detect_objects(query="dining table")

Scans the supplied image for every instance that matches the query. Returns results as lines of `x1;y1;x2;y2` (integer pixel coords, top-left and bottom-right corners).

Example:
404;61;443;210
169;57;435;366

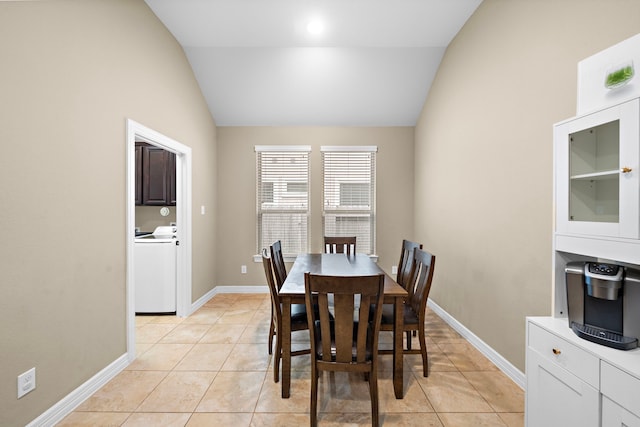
279;253;408;399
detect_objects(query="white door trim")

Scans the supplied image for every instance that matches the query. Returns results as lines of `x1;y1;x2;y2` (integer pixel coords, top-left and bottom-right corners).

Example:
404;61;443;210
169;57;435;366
125;119;193;361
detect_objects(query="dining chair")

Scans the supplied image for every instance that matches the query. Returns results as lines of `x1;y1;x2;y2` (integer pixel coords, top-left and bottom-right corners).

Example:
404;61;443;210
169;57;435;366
270;240;287;288
262;248;310;382
304;272;385;427
323;236;356;255
379;248;435;377
397;239;423;290
397;239;423;338
268;240;287;354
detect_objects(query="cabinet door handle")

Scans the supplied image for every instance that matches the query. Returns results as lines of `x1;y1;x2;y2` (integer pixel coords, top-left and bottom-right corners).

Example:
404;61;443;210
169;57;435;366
552;348;561;355
621;167;633;173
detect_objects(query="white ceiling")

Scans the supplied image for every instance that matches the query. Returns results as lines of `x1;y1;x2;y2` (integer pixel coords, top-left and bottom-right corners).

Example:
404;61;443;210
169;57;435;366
145;0;482;126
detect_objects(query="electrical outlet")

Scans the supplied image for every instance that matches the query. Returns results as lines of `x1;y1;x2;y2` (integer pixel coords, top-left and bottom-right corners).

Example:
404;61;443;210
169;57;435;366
391;265;398;275
241;265;247;274
17;367;36;398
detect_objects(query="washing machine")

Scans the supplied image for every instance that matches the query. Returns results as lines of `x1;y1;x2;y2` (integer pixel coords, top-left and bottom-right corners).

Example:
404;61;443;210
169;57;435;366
134;226;177;314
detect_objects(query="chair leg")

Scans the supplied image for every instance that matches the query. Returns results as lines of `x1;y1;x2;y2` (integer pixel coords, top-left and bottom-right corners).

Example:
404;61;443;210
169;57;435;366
418;324;428;377
369;367;379;427
310;365;319;427
406;331;412;350
268;318;275;355
274;329;281;383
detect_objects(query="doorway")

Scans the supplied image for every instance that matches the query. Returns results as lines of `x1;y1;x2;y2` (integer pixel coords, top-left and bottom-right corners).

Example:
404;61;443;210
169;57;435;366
125;119;193;361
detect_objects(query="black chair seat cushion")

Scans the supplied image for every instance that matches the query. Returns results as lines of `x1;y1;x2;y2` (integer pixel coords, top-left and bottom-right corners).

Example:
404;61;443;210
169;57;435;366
380;303;419;326
290;303;309;324
313;320;374;361
288;303;330;325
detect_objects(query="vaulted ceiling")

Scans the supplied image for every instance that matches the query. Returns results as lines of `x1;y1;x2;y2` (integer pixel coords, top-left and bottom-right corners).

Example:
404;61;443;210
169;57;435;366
145;0;482;126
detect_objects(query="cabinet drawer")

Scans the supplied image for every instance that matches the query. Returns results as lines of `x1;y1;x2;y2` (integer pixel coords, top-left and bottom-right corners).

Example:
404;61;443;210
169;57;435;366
602;361;640;417
528;322;599;388
603;396;640;427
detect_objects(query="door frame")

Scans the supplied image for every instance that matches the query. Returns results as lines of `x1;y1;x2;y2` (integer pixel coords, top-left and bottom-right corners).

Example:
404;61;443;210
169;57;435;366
125;119;193;361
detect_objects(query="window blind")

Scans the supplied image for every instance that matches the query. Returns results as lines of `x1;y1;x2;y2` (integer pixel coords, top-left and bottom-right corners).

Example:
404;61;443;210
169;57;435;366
321;146;377;255
256;146;310;255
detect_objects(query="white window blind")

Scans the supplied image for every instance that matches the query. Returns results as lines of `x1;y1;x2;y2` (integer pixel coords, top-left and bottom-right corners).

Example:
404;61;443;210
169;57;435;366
322;146;377;255
256;146;310;256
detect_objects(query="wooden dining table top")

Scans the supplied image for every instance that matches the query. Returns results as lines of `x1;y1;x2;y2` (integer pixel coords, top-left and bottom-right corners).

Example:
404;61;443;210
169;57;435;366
280;253;407;298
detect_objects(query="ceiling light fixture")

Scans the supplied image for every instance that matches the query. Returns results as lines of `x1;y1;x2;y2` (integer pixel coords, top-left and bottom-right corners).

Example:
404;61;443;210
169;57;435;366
306;19;324;35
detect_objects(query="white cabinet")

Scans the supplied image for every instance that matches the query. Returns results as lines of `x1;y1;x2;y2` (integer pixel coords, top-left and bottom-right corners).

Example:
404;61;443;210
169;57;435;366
526;321;599;427
544;39;640;427
554;97;640;241
526;317;640;427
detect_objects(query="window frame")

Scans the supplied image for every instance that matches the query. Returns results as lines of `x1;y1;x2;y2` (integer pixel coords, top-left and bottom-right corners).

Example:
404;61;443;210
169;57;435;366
255;145;311;258
321;145;377;255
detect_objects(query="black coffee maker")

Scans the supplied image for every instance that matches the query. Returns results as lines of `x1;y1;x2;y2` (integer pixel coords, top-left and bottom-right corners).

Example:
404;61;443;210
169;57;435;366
565;261;640;350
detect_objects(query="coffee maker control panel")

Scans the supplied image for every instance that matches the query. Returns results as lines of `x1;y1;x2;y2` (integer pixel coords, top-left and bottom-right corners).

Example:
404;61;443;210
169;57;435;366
585;262;624;281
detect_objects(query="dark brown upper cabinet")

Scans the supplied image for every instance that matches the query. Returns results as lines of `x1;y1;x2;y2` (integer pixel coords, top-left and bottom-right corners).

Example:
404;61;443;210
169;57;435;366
135;142;176;206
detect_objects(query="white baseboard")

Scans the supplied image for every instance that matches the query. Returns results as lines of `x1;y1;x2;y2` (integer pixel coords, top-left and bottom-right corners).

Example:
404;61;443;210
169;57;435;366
427;298;526;390
26;353;129;427
189;286;218;314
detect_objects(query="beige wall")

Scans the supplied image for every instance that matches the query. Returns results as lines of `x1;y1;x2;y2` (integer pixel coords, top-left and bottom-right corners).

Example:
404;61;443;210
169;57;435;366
415;0;640;371
216;127;415;286
0;1;217;425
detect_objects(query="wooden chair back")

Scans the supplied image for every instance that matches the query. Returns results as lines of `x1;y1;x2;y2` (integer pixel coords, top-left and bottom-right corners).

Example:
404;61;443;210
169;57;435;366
405;248;436;321
270;240;287;289
262;248;281;334
304;272;385;426
397;239;422;289
323;236;356;255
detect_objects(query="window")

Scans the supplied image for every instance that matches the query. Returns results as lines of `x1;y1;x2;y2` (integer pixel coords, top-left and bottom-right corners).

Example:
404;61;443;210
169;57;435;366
322;146;377;255
256;146;310;256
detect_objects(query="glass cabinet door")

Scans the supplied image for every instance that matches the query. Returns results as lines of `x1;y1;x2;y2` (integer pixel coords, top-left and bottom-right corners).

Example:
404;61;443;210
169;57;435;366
555;98;639;239
569;120;620;223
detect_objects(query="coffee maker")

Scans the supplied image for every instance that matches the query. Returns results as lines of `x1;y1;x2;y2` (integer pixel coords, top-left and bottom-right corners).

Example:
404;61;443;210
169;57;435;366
565;261;640;350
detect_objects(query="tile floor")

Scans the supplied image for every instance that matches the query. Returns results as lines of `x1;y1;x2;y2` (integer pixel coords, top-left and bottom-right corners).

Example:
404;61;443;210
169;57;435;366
58;293;524;426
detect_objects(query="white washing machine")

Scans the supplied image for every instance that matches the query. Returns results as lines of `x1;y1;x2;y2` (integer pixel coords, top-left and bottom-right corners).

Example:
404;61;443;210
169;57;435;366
135;226;177;314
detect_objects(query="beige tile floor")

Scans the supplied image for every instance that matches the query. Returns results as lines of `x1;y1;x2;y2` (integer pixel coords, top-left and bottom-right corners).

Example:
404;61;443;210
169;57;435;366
58;293;524;427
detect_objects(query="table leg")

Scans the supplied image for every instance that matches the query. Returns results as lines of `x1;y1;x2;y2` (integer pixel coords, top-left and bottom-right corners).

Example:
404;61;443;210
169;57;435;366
393;295;404;399
281;296;292;398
